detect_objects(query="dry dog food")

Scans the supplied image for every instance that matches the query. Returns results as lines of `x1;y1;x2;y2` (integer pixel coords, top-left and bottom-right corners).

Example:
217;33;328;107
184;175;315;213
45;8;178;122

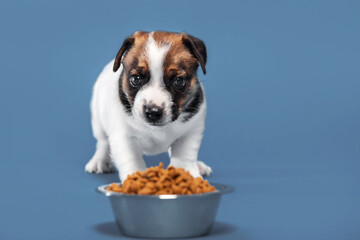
107;162;216;195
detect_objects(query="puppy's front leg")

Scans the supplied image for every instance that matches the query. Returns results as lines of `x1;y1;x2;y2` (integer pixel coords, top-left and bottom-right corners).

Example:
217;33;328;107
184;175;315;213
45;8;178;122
109;135;146;182
169;128;211;178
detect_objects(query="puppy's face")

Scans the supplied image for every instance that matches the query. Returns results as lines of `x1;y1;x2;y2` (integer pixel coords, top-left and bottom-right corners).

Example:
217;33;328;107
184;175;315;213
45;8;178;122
113;31;207;127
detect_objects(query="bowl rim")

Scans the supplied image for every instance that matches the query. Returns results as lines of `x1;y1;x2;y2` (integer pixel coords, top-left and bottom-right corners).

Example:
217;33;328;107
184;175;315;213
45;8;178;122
96;182;234;199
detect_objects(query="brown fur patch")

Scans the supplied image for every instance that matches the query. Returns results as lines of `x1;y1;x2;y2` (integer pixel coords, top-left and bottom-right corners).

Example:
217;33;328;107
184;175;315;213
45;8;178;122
119;32;151;106
122;32;150;74
189;77;196;89
122;72;129;95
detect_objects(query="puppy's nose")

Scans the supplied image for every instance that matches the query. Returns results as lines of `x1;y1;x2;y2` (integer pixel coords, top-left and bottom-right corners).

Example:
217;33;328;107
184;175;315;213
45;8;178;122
143;104;164;122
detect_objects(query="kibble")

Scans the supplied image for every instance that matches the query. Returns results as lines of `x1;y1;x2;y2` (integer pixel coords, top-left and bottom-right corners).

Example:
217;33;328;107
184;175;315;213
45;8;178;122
107;162;216;195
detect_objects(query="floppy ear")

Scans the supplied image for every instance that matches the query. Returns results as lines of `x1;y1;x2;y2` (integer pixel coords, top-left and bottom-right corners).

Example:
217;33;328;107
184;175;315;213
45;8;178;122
181;33;207;74
113;36;135;72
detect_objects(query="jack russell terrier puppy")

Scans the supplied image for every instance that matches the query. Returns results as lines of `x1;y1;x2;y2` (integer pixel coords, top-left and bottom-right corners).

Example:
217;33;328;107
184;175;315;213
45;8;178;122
85;31;212;181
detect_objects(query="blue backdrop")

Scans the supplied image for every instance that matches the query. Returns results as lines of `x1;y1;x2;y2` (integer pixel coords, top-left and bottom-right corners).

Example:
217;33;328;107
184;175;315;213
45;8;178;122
1;1;359;239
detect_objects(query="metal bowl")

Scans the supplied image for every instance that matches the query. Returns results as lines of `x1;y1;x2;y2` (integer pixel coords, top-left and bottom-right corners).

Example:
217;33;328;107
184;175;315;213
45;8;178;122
96;182;233;238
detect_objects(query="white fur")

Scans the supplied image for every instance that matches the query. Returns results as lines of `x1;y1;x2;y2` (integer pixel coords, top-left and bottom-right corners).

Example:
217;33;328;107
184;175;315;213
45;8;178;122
147;33;170;84
133;35;173;125
85;35;211;181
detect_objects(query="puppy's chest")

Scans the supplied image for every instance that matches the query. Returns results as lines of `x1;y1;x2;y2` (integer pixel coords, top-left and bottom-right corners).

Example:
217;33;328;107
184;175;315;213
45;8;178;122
136;128;180;155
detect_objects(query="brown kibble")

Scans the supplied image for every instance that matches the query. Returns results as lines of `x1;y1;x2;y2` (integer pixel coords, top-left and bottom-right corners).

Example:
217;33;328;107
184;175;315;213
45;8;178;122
178;182;188;188
190;184;197;193
155;182;163;190
150;176;159;182
138;187;154;195
175;176;183;184
171;184;182;194
156;189;169;195
162;180;171;188
130;181;141;192
145;171;156;178
145;181;156;189
106;162;216;195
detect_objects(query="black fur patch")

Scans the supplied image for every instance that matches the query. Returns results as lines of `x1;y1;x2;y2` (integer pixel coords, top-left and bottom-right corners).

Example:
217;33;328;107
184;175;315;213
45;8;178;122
164;76;190;122
118;65;151;115
118;71;132;115
171;101;180;121
163;70;204;122
182;85;204;122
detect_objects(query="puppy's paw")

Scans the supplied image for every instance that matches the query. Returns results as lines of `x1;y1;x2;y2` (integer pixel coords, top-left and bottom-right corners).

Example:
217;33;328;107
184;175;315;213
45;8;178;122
85;158;114;174
169;158;201;178
197;161;213;176
119;165;146;182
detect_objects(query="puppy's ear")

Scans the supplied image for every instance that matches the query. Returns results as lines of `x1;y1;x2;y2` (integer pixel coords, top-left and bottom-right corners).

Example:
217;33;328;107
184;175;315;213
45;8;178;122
113;36;135;72
181;33;207;74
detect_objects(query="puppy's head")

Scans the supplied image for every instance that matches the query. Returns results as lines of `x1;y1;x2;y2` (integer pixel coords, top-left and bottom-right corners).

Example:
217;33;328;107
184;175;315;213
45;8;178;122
113;31;207;127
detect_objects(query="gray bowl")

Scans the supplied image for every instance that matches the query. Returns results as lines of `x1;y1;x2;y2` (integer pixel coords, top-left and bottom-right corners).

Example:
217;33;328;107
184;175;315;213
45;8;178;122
96;182;233;238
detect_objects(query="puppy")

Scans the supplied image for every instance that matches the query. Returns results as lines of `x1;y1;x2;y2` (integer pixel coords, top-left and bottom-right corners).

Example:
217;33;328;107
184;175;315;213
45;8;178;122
85;31;212;181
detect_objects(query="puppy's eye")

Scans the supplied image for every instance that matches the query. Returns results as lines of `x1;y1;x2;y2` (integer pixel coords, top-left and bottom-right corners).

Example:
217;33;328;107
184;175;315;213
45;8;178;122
173;77;186;89
129;75;143;87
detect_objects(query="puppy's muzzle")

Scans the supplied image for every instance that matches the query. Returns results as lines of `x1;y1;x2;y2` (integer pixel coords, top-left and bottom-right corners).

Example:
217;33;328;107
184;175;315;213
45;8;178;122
143;104;164;124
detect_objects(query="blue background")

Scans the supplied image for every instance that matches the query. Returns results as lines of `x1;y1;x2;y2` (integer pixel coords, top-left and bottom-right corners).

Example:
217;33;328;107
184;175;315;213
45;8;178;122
1;0;359;239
